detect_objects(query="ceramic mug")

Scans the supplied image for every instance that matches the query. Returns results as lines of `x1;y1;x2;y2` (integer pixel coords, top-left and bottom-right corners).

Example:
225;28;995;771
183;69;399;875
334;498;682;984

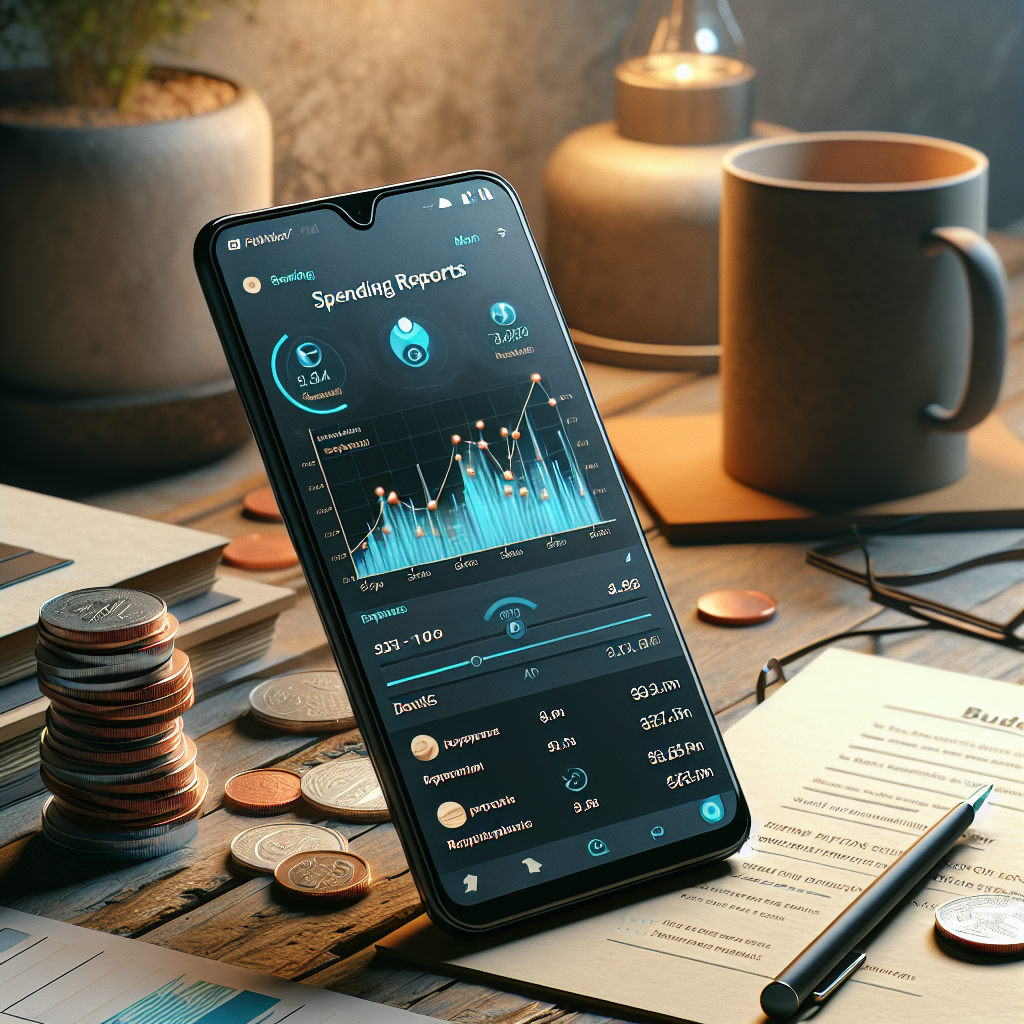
720;131;1007;504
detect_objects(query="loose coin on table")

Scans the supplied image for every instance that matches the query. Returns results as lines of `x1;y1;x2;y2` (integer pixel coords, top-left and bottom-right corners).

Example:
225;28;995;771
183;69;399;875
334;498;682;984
300;758;390;821
696;589;777;626
274;850;372;900
935;894;1024;957
248;671;356;733
224;768;303;814
222;533;299;571
230;823;349;873
243;485;284;522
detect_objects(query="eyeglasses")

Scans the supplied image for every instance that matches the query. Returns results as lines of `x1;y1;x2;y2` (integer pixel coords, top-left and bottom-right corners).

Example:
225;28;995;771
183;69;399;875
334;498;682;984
756;517;1024;703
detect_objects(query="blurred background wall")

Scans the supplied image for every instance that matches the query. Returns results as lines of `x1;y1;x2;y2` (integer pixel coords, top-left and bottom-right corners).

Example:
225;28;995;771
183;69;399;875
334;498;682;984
156;0;1024;239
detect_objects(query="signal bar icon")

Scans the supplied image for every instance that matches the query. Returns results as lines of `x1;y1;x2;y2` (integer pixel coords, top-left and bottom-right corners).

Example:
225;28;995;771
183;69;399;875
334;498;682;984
461;187;494;205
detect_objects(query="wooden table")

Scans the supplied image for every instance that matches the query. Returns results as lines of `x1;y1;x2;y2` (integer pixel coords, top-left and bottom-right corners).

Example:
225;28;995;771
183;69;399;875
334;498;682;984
3;235;1024;1024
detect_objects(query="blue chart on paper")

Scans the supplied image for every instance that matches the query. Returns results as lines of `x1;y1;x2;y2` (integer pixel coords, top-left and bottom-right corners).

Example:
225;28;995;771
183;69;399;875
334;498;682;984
311;374;606;578
101;978;278;1024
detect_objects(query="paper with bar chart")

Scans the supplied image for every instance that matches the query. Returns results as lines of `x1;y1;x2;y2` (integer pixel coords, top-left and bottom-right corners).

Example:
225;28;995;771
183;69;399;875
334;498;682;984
0;906;427;1024
311;374;608;578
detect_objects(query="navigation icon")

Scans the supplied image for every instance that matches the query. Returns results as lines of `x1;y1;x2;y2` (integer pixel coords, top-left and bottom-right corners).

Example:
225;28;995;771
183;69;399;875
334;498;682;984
464;874;478;892
587;838;609;857
522;858;543;873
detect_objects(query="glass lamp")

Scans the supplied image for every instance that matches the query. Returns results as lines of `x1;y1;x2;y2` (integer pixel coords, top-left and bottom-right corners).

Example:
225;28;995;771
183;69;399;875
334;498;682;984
545;0;767;370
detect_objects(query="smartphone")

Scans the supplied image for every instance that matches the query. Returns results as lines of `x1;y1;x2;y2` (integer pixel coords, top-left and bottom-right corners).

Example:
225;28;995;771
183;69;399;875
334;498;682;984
194;172;749;934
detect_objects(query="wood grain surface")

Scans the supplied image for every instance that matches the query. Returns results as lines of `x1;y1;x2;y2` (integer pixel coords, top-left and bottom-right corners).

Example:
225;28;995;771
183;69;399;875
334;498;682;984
3;255;1023;1024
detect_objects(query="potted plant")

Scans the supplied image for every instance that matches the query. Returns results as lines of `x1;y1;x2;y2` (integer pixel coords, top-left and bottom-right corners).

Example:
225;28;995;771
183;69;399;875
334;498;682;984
0;1;272;485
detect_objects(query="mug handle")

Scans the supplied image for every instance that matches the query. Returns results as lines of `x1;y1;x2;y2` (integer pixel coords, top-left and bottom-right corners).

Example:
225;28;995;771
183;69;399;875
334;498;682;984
922;226;1007;432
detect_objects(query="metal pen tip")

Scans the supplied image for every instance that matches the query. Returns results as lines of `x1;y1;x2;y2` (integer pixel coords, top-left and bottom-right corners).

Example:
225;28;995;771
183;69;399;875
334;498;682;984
967;784;993;812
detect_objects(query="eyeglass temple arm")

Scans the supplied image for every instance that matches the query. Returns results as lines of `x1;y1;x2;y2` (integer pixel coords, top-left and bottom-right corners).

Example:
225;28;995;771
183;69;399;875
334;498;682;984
755;625;929;702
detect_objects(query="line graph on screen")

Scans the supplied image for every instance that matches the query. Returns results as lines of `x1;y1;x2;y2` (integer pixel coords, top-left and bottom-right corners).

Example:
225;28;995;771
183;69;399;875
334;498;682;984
310;373;608;577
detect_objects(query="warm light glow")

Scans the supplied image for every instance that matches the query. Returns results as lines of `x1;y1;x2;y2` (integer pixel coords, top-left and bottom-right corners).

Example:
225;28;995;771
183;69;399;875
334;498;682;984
674;62;694;81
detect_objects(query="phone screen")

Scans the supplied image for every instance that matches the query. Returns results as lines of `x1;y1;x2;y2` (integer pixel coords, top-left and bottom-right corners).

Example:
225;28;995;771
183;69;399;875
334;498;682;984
210;177;745;925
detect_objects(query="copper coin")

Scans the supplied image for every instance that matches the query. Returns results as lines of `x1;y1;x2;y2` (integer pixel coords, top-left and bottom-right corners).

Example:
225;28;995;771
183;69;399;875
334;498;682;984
51;768;207;826
48;706;179;741
274;850;371;900
38;613;178;654
936;895;1024;957
42;724;183;764
224;768;302;814
222;533;299;571
243;485;284;522
41;735;195;785
48;793;203;837
696;589;777;626
41;733;187;779
38;589;167;645
45;768;202;815
43;763;199;804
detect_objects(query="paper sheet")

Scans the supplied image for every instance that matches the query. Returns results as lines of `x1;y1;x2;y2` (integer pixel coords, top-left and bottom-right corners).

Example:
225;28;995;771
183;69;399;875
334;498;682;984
380;649;1024;1023
0;905;429;1024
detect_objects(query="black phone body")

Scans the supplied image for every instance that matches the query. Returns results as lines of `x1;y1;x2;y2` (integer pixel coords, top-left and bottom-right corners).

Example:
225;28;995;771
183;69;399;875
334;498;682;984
194;172;749;935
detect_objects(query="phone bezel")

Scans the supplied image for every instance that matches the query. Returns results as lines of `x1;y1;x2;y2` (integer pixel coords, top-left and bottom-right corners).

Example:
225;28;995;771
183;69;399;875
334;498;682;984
194;170;750;935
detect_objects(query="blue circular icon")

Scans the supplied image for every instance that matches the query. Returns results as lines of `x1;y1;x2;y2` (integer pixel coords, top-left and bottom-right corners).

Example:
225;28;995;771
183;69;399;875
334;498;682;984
296;341;322;368
490;302;516;326
651;826;665;839
700;797;724;823
506;619;526;640
563;768;588;792
390;317;431;368
587;838;609;857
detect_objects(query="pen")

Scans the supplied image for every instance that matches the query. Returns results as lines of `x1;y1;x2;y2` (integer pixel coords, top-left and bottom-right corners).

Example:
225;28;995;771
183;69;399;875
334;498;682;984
760;784;993;1020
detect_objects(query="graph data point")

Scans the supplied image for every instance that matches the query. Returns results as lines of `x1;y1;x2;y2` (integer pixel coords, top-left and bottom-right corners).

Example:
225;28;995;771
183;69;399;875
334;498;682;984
475;420;485;430
501;427;509;437
427;500;438;511
519;487;528;497
416;526;425;537
541;488;550;500
503;470;514;481
375;486;385;497
467;467;476;477
504;485;514;497
512;430;521;440
531;373;541;382
548;398;557;406
455;453;462;461
387;491;400;505
478;440;488;449
451;434;461;445
382;525;391;535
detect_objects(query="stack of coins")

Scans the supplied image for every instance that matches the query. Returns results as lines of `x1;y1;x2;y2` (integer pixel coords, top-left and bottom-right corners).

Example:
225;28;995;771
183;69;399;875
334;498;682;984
35;588;206;862
248;671;357;733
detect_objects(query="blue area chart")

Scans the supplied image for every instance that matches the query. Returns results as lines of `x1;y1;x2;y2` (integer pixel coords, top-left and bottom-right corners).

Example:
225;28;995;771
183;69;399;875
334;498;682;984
347;375;603;577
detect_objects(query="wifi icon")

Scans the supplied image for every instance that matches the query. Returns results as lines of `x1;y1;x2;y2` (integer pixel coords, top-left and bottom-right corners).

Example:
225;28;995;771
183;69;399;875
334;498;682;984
497;228;506;237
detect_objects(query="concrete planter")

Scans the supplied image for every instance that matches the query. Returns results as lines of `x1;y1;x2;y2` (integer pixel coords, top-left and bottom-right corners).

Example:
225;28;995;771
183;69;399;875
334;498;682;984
0;71;272;479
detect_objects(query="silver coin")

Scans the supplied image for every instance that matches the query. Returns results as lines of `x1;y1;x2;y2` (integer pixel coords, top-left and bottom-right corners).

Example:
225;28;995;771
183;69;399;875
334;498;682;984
248;671;356;732
300;757;390;821
41;798;198;856
936;894;1024;957
36;643;176;688
39;589;167;644
230;823;348;872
